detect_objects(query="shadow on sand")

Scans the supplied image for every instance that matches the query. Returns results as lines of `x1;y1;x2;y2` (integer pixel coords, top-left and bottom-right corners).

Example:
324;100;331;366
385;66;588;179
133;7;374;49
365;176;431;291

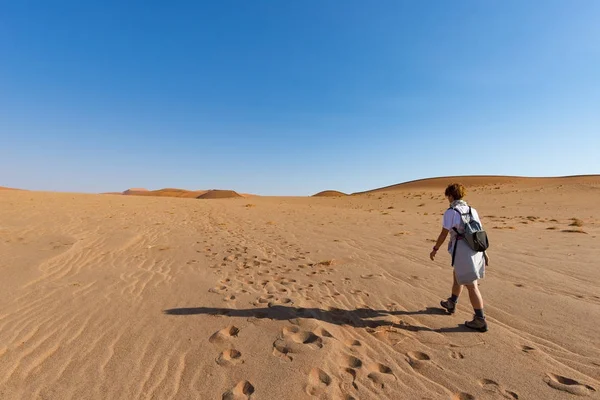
163;305;475;333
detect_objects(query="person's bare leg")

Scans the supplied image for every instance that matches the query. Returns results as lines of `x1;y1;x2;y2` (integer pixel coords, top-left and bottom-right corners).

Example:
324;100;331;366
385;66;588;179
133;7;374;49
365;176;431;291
466;283;483;310
452;271;463;298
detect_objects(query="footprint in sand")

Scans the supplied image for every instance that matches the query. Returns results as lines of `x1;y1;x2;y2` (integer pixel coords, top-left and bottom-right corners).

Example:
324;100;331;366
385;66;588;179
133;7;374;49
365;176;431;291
406;351;435;372
209;285;228;294
340;368;358;392
305;368;332;396
344;339;362;347
340;354;362;368
366;362;394;388
256;294;275;304
222;380;255;400
290;331;323;349
267;297;292;307
343;367;359;390
272;340;293;362
216;349;243;367
313;327;334;338
209;326;240;344
450;351;465;359
544;373;596;396
280;326;324;350
478;379;519;399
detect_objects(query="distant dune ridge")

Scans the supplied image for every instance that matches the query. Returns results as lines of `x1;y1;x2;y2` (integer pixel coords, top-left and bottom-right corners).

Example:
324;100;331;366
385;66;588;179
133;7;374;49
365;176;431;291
123;188;149;194
120;175;600;199
120;188;244;199
313;190;348;197
197;190;243;199
123;188;207;198
2;175;599;197
351;174;600;195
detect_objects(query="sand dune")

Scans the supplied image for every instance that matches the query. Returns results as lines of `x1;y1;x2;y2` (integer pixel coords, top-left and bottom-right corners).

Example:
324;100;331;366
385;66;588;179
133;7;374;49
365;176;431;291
123;188;207;198
123;188;149;194
353;174;600;194
313;190;348;197
0;178;599;399
122;188;246;199
197;190;243;199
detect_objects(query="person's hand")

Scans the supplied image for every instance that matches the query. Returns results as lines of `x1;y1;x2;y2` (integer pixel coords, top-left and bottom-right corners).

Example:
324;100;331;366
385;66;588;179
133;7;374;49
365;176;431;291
484;252;490;266
430;249;437;261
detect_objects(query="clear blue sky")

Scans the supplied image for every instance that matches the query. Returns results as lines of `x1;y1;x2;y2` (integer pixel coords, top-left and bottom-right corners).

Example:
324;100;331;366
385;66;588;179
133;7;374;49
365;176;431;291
1;1;599;195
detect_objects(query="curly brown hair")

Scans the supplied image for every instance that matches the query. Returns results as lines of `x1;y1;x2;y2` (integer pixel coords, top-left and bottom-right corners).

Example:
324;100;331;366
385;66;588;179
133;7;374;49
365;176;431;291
445;183;466;200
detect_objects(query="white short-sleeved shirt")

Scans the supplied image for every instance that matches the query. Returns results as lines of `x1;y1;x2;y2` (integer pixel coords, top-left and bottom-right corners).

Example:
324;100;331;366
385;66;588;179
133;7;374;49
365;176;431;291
443;205;481;231
443;204;481;251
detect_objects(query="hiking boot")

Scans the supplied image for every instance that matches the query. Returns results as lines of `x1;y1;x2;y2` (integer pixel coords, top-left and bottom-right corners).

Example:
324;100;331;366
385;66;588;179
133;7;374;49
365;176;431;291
465;316;488;332
440;299;456;314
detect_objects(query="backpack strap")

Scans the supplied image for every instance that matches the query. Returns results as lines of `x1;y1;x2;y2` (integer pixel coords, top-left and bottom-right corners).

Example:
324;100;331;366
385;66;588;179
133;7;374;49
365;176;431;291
451;236;459;266
449;207;463;266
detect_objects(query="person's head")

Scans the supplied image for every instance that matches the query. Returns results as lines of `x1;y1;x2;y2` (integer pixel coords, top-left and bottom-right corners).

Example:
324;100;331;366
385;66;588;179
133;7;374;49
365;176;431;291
445;183;466;203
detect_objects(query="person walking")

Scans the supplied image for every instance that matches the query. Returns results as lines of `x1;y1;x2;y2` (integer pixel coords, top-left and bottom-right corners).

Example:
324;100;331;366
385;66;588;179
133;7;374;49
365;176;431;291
429;183;489;332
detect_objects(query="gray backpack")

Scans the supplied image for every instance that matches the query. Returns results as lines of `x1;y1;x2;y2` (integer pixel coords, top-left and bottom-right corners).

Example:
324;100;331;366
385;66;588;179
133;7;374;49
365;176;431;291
450;207;489;265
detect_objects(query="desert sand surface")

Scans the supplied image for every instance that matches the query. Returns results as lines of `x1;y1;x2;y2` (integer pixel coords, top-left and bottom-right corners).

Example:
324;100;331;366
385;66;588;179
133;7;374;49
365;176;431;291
1;176;599;399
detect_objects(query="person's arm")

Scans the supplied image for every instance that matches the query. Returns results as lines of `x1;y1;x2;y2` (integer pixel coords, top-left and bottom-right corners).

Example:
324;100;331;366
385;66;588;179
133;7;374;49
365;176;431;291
429;228;449;261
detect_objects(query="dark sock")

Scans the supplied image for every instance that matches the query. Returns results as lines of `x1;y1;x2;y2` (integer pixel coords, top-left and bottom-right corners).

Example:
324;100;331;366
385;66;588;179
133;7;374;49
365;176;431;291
474;308;485;318
449;294;459;303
